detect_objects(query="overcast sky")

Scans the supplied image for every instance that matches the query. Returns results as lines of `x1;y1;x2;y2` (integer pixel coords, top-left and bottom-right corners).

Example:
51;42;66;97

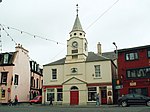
0;0;150;65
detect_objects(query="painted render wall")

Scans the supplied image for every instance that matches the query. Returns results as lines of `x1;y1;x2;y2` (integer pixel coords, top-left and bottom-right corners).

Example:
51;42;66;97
86;61;112;83
11;46;30;102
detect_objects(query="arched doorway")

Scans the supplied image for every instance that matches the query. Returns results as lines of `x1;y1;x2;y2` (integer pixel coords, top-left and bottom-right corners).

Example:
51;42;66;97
70;86;79;105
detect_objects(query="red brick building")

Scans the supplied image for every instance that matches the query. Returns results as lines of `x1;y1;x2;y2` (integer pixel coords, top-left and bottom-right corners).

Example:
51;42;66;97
118;45;150;97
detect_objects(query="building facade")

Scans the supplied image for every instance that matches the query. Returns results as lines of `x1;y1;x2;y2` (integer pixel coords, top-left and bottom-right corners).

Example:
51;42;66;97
0;44;43;104
30;61;43;100
43;12;117;105
118;45;150;97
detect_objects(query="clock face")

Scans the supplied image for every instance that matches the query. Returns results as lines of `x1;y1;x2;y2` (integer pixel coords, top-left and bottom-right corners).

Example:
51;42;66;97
72;41;78;48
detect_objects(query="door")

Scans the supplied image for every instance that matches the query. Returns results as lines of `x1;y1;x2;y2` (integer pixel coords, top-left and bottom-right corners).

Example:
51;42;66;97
70;86;79;105
101;90;107;104
70;91;79;105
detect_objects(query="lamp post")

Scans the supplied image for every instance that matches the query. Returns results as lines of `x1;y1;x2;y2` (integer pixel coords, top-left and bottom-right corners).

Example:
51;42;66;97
113;42;118;59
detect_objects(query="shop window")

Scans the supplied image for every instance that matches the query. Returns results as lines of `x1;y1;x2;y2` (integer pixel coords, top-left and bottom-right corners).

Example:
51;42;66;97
129;88;148;96
57;88;63;101
47;89;55;101
88;87;97;101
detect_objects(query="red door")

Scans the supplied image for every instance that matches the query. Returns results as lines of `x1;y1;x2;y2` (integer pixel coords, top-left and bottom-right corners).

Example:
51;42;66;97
70;91;79;105
101;90;107;104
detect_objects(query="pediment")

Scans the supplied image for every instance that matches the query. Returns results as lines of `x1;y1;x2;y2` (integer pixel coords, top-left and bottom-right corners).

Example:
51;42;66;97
62;77;87;85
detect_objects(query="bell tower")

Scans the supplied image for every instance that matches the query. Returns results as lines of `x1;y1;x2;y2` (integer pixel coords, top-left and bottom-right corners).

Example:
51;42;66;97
65;4;88;63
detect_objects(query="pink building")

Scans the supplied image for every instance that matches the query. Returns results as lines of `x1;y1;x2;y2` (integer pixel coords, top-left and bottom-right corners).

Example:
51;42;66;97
0;44;43;104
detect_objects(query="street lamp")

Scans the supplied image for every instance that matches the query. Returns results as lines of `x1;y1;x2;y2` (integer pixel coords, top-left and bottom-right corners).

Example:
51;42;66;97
113;42;118;59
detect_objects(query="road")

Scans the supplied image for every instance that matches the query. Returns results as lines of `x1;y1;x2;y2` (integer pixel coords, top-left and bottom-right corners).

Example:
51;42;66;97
0;104;150;112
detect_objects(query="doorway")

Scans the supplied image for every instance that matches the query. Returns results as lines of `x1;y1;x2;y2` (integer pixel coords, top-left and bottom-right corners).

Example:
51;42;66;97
70;86;79;105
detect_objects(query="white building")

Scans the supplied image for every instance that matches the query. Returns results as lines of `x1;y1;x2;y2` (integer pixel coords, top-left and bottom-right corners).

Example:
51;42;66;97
43;11;117;105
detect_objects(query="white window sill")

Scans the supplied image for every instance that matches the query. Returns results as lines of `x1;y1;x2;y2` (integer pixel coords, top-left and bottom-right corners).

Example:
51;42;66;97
50;79;57;82
93;77;102;79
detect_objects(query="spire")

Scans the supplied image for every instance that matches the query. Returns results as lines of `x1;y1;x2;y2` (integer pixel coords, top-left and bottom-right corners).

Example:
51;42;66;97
71;4;84;32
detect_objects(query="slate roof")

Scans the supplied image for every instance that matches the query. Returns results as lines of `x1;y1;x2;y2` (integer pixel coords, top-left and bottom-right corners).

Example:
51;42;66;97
118;45;150;53
0;52;17;65
102;51;116;61
44;52;114;66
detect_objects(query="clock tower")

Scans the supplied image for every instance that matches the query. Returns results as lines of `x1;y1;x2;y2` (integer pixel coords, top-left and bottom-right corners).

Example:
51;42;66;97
65;5;88;63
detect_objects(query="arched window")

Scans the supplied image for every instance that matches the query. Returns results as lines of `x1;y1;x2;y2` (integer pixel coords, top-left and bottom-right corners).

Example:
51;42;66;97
70;86;78;90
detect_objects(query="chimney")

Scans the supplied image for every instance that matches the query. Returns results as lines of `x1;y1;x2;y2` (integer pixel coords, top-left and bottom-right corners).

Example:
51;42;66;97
97;42;102;55
15;43;29;54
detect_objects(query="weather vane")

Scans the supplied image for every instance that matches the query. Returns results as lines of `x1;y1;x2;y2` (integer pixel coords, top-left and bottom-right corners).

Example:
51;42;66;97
76;4;79;15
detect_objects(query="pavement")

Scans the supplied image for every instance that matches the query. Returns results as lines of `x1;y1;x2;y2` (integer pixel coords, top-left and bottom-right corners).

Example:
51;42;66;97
0;103;118;108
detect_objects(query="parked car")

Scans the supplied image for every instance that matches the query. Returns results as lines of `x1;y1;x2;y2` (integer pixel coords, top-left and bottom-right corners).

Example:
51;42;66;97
30;96;42;104
118;94;150;107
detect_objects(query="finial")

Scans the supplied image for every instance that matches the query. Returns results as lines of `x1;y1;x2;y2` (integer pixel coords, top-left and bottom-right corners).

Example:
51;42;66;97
76;4;79;15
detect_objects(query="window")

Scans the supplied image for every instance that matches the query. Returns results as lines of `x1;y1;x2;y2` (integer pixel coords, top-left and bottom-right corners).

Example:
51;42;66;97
47;89;54;101
1;72;7;84
126;67;150;79
85;43;87;51
72;55;78;59
30;61;35;71
34;79;35;87
52;69;57;80
1;89;5;98
88;87;97;101
14;74;19;85
3;53;9;64
125;52;138;61
129;88;148;96
94;65;101;77
147;49;150;58
57;88;63;101
72;50;78;54
31;77;34;87
36;78;39;88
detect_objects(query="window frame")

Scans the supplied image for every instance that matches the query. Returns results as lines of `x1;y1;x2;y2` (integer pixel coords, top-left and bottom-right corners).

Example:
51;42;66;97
3;53;9;64
125;52;139;61
52;69;57;80
1;89;6;98
147;49;150;58
88;87;97;101
47;88;55;101
14;74;19;85
57;88;63;101
1;72;8;84
94;65;101;78
36;78;39;88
